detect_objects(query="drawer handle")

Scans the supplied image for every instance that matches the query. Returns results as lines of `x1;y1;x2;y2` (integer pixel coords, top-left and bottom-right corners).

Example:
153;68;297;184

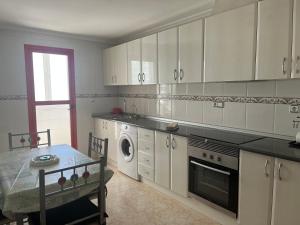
171;137;176;150
282;57;287;75
264;160;270;177
278;163;283;181
166;136;170;148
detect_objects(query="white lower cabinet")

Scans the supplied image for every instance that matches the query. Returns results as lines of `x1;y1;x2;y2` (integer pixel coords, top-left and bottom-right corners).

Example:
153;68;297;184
239;150;300;225
155;131;188;197
94;119;117;163
138;128;155;181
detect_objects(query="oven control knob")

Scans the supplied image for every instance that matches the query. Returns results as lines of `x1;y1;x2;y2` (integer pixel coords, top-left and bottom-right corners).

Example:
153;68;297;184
202;152;207;158
217;156;222;162
210;155;214;160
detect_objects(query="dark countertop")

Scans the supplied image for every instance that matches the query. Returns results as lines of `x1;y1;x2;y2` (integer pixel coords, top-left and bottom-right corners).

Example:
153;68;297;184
240;138;300;162
92;113;300;163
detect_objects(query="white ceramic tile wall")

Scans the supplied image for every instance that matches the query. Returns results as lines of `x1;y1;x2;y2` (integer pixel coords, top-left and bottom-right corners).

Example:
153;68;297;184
118;77;300;138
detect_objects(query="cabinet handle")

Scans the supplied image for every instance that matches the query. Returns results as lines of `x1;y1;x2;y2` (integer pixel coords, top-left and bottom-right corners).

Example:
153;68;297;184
165;136;170;148
173;69;178;81
264;160;270;177
179;69;184;80
138;73;141;82
171;137;176;150
296;56;300;74
278;163;283;180
142;73;145;82
282;57;287;75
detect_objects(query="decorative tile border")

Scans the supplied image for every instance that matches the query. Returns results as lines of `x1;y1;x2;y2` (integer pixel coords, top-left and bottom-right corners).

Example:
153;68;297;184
119;94;300;105
1;93;300;105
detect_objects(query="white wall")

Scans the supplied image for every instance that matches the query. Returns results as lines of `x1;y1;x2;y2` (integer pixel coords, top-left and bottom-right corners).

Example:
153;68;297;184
0;28;118;153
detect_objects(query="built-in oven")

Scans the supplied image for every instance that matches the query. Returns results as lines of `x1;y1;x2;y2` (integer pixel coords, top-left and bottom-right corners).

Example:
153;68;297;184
188;135;239;216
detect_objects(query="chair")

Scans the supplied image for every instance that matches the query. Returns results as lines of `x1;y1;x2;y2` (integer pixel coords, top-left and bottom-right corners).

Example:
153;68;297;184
8;129;51;151
28;158;107;225
88;132;108;167
0;211;11;225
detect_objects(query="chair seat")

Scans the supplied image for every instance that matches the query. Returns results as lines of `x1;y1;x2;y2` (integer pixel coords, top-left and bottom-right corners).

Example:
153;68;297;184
29;197;100;225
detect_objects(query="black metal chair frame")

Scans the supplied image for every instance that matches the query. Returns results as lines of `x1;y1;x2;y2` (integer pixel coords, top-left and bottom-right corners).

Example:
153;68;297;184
88;132;108;167
38;158;106;225
8;129;51;151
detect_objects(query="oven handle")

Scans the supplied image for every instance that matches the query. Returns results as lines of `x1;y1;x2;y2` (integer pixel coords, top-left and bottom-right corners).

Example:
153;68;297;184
190;160;231;176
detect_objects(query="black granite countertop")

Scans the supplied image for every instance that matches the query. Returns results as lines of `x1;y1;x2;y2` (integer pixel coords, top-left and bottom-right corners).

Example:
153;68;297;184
92;113;300;163
240;138;300;162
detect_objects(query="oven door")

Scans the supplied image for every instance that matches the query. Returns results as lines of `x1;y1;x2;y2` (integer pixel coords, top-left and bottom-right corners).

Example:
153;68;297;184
188;157;238;214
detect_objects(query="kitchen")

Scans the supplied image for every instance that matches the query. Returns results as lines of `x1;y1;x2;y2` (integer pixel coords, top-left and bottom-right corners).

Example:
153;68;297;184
0;0;300;225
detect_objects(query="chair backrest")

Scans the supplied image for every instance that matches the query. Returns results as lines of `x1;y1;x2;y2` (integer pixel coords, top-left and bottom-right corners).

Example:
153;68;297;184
8;129;51;151
88;132;108;167
39;157;106;225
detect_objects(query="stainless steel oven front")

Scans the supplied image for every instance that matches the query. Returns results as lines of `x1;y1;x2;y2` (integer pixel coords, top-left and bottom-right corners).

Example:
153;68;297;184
188;137;239;216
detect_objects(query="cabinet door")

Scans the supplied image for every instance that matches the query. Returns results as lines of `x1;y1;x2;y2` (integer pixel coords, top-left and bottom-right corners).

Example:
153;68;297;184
292;0;300;78
115;43;128;85
142;34;157;84
170;135;188;197
155;132;170;189
256;0;293;80
158;27;178;84
103;48;113;85
271;158;300;225
179;19;203;83
94;119;106;139
106;121;117;163
204;4;256;82
238;151;274;225
127;39;141;85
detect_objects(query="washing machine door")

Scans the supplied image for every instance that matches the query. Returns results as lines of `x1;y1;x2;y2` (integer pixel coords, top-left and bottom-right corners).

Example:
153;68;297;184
119;134;134;162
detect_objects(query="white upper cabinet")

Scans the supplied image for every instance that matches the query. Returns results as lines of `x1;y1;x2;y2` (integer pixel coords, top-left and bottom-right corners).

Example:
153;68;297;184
103;48;113;85
115;43;128;85
204;4;256;82
158;27;178;84
239;150;274;225
142;34;158;84
178;19;203;83
292;0;300;78
256;0;293;80
271;158;300;225
127;39;141;85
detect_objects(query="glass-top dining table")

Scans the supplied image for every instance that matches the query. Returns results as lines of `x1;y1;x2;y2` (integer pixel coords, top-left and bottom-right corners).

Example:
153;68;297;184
0;144;114;224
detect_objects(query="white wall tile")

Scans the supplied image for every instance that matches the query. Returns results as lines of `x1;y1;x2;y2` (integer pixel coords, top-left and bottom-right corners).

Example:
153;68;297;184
135;98;147;115
187;83;204;95
159;99;172;118
246;103;274;133
145;85;159;94
203;101;223;125
223;102;246;129
147;99;159;117
186;101;203;123
172;84;187;95
203;83;224;96
159;84;172;95
172;100;187;120
275;80;300;97
274;104;300;136
247;81;275;97
125;98;136;113
223;82;247;96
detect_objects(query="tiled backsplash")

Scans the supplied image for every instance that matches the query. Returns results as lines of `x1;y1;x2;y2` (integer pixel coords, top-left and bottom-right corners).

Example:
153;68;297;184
118;80;300;138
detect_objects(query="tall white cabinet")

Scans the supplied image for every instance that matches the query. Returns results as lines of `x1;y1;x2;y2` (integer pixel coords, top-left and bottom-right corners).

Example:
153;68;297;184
155;131;188;197
256;0;293;80
204;4;256;82
293;0;300;78
127;39;141;85
239;150;300;225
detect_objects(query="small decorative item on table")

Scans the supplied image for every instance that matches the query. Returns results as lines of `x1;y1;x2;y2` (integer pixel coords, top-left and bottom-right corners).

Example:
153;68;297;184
30;154;59;167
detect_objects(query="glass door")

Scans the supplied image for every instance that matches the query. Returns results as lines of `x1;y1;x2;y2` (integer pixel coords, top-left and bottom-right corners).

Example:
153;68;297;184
24;45;77;148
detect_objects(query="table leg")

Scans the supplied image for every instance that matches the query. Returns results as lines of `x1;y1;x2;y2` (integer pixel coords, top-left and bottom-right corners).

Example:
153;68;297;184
16;214;24;225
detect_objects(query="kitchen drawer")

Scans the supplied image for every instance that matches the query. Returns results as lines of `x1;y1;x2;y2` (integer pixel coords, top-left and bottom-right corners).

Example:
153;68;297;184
138;151;154;168
138;128;154;142
138;139;154;155
138;164;154;181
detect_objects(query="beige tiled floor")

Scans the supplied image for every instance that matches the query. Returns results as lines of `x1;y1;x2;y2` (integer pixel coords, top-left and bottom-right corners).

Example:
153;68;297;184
101;169;220;225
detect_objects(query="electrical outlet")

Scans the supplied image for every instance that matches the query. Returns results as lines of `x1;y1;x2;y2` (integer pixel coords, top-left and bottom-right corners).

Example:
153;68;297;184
289;105;300;113
213;102;225;108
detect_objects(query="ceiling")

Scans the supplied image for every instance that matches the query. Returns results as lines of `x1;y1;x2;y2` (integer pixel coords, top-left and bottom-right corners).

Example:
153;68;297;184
0;0;214;41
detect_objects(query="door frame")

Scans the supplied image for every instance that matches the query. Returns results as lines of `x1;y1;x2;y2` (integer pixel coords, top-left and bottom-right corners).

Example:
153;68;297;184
24;44;77;148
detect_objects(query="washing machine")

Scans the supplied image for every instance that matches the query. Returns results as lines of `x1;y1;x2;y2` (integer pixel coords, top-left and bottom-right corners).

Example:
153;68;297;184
117;123;139;180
